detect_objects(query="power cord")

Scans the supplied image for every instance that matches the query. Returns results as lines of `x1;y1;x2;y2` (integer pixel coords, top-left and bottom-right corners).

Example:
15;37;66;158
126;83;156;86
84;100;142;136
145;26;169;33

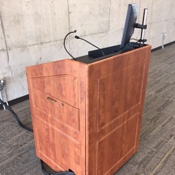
0;98;33;132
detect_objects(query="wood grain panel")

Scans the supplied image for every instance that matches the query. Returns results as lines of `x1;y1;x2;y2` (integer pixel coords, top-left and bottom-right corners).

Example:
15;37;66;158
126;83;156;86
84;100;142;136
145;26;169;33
33;107;80;141
34;116;80;173
98;61;144;129
86;45;151;175
97;113;139;175
32;75;79;107
98;104;139;140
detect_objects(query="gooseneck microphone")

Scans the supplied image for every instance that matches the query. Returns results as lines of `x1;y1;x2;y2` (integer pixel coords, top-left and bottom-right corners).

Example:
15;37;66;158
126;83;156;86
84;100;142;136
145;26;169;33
63;30;77;60
75;35;105;56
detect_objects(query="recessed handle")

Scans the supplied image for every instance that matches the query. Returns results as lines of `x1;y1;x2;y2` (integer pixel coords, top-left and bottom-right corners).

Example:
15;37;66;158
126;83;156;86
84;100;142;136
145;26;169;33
47;97;57;103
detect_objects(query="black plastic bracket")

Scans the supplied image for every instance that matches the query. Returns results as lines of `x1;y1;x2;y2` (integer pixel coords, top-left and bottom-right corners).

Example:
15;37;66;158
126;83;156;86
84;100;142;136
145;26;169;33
138;39;147;43
135;23;147;29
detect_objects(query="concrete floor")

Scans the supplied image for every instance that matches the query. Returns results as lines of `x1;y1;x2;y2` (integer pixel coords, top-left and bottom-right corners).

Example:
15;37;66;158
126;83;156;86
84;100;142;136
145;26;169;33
0;44;175;175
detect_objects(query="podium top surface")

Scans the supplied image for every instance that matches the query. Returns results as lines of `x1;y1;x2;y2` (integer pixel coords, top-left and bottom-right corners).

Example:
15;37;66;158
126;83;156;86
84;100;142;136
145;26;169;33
75;44;149;64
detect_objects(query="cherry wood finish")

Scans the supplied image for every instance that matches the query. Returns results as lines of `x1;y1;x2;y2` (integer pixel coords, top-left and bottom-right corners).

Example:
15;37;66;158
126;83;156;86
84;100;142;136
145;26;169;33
26;45;151;175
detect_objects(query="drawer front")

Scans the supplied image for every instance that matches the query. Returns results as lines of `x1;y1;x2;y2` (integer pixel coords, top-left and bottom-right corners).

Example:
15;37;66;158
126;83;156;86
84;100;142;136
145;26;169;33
33;88;80;131
32;75;79;108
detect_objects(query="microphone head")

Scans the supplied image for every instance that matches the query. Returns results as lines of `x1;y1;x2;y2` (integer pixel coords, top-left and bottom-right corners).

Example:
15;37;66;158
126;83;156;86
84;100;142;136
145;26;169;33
73;30;77;33
75;35;80;39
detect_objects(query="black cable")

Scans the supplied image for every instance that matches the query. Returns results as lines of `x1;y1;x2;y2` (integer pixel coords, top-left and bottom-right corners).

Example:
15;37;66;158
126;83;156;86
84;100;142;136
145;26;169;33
63;30;77;60
75;35;105;56
41;160;75;175
0;99;33;132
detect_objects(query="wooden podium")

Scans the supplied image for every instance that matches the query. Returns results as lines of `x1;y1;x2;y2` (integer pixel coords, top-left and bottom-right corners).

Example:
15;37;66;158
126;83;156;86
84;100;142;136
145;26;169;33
26;45;151;175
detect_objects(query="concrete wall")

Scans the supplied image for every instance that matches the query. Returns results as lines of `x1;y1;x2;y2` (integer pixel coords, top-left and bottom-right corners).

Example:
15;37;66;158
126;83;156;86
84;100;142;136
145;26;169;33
0;0;175;101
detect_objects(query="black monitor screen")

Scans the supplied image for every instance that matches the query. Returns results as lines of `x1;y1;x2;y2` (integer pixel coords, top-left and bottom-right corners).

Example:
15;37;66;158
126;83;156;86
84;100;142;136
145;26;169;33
120;4;137;49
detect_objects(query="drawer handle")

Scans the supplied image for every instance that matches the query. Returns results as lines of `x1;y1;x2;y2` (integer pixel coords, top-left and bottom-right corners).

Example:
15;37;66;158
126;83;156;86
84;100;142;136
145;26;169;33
47;97;57;103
